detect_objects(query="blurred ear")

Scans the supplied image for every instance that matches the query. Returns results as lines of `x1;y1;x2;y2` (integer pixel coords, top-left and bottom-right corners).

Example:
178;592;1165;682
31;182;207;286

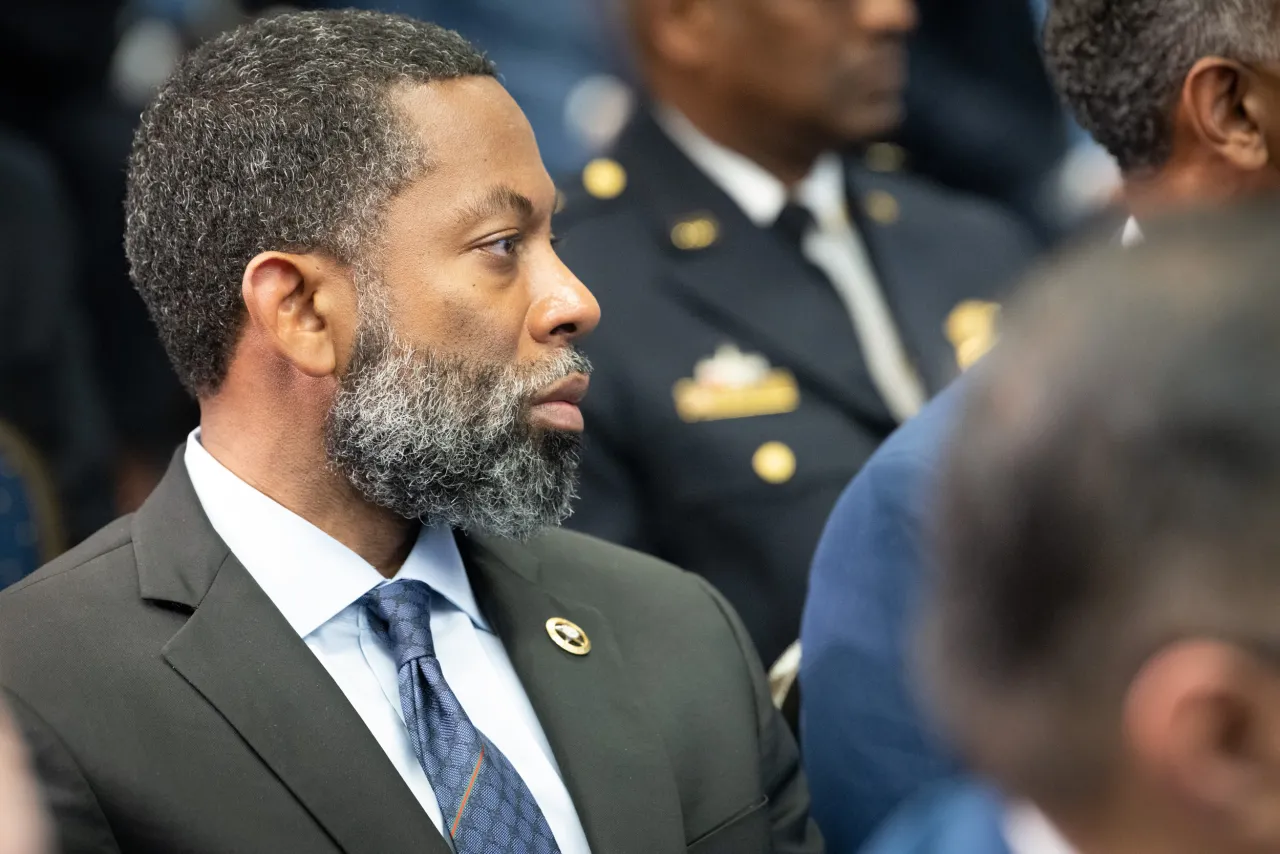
1181;57;1273;172
240;251;355;380
1125;640;1280;826
643;0;719;70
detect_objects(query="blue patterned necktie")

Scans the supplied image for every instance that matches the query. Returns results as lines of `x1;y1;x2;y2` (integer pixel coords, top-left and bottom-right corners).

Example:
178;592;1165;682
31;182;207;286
362;579;563;854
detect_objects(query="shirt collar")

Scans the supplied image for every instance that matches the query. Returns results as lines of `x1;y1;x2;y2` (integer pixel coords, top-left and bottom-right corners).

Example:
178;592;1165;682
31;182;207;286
654;104;846;228
183;430;489;638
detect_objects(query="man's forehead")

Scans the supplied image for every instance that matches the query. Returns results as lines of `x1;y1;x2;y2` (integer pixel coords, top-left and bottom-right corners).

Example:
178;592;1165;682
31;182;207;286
393;79;546;172
391;77;526;147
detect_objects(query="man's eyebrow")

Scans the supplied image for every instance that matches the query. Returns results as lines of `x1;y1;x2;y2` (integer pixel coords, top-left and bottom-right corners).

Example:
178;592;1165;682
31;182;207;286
453;185;536;228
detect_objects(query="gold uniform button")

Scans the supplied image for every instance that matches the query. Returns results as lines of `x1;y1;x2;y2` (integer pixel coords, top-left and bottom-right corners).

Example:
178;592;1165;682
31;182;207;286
865;142;906;173
582;158;627;200
546;617;591;655
864;190;900;225
946;300;1001;371
753;442;797;485
671;215;719;250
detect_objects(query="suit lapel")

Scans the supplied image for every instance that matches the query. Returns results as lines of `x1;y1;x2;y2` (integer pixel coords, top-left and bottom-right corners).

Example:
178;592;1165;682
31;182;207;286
135;454;448;854
615;110;896;427
460;533;687;854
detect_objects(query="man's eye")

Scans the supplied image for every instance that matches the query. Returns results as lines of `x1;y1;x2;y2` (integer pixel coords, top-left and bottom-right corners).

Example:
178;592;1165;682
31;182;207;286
486;236;521;257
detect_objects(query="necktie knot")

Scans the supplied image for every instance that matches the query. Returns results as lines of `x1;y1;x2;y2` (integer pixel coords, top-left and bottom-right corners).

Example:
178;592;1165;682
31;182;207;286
362;579;436;668
774;201;816;249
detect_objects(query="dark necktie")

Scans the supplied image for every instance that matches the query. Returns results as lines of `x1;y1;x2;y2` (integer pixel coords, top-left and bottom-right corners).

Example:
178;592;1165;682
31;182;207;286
362;579;563;854
771;199;899;427
773;201;817;251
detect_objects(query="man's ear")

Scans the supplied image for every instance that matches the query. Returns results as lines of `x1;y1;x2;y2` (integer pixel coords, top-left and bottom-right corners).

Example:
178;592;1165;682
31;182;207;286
1181;57;1272;172
241;251;353;380
1125;640;1280;823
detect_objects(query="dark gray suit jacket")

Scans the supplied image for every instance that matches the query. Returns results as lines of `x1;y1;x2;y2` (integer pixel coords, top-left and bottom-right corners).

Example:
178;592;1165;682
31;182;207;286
0;455;822;854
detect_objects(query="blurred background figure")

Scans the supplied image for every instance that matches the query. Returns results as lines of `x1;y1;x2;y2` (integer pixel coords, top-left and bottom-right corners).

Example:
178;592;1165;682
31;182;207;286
0;132;111;568
554;0;1039;678
0;0;197;516
902;0;1127;235
925;203;1280;854
0;699;47;854
895;0;1068;236
801;0;1280;848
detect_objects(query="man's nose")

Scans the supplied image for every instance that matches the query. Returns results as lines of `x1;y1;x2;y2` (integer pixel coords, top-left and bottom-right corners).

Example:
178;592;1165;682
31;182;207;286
529;254;601;345
854;0;918;35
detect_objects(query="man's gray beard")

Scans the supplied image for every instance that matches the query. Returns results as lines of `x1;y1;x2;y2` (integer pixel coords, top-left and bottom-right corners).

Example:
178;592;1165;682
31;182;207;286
324;316;591;540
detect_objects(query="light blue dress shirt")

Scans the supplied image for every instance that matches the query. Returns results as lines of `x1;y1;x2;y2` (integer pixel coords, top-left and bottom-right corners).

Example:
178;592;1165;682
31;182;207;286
183;432;591;854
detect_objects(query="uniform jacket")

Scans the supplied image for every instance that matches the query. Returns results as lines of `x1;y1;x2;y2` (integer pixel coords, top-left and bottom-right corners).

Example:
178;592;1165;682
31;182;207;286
0;453;822;854
555;108;1037;665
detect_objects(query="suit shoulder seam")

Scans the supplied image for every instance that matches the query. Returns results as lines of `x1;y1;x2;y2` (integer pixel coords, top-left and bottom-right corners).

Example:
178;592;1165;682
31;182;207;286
686;575;757;668
686;574;772;744
5;540;134;596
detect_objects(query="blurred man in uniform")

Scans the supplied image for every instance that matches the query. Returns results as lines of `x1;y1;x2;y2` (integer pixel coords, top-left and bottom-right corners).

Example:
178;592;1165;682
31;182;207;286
925;205;1280;854
802;0;1280;849
555;0;1038;670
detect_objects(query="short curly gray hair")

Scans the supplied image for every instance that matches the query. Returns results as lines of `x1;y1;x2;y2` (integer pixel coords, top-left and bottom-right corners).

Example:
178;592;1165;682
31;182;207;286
1045;0;1280;174
125;10;495;395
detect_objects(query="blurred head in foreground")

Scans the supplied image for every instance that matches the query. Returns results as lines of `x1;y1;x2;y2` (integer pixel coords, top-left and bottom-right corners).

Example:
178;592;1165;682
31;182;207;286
922;202;1280;854
0;702;46;854
1045;0;1280;216
125;11;600;541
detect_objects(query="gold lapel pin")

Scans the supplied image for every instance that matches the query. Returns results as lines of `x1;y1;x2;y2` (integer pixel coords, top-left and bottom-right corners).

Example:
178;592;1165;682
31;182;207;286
546;617;591;656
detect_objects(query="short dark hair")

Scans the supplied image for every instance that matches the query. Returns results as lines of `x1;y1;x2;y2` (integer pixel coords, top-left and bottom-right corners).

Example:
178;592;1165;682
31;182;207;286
1044;0;1280;173
125;10;495;395
922;203;1280;805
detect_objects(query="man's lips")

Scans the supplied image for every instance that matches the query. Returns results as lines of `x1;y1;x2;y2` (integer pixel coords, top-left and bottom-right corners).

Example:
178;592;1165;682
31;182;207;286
529;372;590;431
531;373;590;407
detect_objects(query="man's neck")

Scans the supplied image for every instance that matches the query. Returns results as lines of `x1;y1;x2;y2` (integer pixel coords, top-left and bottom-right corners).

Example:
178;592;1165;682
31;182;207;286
1122;158;1255;222
657;92;823;188
198;410;417;578
1122;173;1196;223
